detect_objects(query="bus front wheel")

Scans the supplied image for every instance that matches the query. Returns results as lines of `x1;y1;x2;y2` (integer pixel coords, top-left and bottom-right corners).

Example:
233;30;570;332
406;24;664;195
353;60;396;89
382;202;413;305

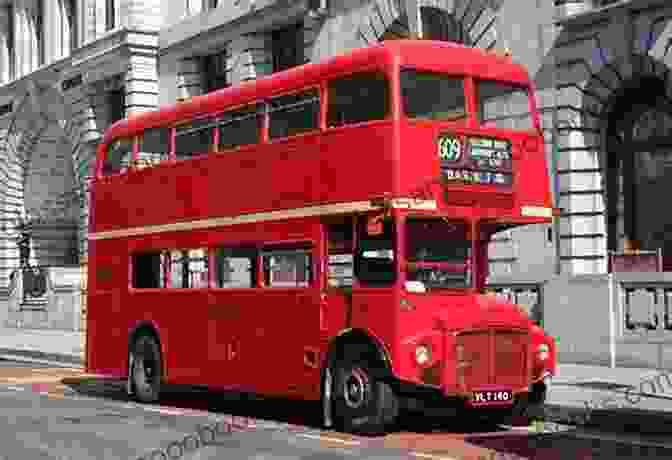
130;334;163;403
331;359;397;435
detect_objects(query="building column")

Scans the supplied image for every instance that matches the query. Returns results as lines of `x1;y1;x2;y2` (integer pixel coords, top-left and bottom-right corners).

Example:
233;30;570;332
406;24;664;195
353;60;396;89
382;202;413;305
176;56;203;101
122;0;161;31
228;34;271;85
44;0;59;63
0;122;25;288
61;80;101;262
125;53;159;115
0;8;10;84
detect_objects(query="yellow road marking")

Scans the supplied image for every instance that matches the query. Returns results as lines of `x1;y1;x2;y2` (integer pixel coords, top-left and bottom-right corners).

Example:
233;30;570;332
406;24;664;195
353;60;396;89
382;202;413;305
410;452;460;460
3;376;66;384
297;433;362;446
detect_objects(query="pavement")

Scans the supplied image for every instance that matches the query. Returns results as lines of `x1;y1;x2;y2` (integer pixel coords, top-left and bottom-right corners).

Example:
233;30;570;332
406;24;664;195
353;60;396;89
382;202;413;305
1;326;672;434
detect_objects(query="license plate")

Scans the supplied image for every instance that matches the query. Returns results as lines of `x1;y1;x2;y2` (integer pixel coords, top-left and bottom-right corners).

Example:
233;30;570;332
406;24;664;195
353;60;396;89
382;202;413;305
470;390;513;406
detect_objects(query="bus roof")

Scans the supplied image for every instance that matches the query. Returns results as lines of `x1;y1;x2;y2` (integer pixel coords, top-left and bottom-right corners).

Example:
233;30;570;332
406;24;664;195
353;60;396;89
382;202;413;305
104;40;531;143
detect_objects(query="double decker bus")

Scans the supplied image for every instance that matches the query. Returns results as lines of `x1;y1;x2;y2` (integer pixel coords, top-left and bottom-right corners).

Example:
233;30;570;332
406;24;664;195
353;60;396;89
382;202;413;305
87;40;557;435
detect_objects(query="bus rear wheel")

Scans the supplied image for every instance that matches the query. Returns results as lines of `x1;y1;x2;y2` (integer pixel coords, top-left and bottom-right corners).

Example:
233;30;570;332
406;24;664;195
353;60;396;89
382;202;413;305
331;359;397;435
130;334;163;403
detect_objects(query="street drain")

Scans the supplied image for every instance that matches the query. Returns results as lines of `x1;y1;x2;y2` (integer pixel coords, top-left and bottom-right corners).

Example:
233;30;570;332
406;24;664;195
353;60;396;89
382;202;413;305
567;381;634;391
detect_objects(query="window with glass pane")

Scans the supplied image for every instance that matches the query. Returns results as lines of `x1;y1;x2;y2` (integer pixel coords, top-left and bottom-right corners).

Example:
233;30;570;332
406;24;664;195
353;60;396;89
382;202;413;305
103;138;133;175
161;249;209;288
327;72;390;127
477;80;534;130
174;119;214;160
406;219;472;289
356;218;396;285
132;252;162;288
214;247;256;288
401;70;466;121
262;249;312;287
218;105;261;150
268;90;320;139
137;127;170;167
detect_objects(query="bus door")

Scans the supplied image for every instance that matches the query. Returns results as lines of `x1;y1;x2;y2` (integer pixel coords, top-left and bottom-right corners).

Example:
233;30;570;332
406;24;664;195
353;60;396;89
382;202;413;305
322;219;356;337
255;244;322;398
208;247;258;390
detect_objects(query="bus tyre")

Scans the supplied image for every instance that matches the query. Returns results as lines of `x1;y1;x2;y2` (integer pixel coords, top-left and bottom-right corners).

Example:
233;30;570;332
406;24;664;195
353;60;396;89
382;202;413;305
331;360;397;435
509;381;547;426
131;335;163;403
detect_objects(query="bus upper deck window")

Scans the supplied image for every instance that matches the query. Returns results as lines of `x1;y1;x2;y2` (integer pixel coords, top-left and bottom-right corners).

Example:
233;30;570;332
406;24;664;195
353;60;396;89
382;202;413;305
103;138;133;176
137;127;171;167
174;119;214;160
400;69;466;121
268;89;320;140
477;80;534;130
218;104;262;151
327;72;390;127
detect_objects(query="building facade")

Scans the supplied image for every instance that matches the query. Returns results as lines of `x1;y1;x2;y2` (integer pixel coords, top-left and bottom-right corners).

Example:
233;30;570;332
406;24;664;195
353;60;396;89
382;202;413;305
1;0;672;363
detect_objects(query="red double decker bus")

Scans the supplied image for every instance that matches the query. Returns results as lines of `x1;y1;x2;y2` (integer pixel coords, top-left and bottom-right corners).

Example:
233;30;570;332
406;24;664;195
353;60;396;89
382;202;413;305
87;40;557;435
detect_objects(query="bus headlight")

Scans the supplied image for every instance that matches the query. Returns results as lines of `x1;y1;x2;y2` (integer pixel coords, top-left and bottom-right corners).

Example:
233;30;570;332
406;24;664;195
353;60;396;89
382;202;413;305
537;343;549;361
415;344;432;366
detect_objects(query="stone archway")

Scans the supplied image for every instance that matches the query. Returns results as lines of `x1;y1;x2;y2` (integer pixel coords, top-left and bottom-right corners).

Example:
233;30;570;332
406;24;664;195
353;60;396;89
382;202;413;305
600;75;672;267
564;46;672;273
0;77;101;280
358;0;500;50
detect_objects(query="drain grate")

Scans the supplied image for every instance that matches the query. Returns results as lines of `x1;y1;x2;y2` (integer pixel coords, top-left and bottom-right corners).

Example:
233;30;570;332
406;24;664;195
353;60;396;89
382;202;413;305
566;381;634;391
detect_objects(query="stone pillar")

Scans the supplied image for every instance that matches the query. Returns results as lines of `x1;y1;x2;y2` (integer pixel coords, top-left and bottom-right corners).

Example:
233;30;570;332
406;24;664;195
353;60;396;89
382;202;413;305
228;33;271;85
0;123;24;288
186;0;202;17
44;0;59;63
122;0;162;31
95;0;106;36
125;53;159;115
302;12;322;64
176;56;203;101
0;8;10;84
61;81;101;262
17;7;27;78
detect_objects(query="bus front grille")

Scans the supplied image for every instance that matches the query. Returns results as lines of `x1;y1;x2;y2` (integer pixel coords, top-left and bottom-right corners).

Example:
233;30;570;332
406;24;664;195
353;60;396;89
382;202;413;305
456;329;529;390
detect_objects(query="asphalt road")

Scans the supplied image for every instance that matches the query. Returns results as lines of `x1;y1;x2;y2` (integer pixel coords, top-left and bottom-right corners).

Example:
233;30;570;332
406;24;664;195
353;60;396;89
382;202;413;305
0;358;671;459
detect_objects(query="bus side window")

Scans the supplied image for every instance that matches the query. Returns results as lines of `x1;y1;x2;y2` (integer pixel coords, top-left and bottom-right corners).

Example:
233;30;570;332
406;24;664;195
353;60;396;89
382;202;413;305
103;138;133;176
137;127;170;168
218;104;262;151
214;247;257;288
326;221;354;288
327;72;390;127
159;249;209;288
132;252;162;288
268;89;320;140
174;118;214;160
262;248;312;288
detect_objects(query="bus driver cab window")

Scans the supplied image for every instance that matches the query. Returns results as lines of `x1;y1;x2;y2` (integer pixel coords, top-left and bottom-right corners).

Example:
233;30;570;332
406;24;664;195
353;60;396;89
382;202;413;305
355;215;396;285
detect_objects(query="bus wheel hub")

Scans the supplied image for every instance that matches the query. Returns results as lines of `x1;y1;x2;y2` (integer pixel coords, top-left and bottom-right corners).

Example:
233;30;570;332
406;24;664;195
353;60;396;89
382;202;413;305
344;369;368;409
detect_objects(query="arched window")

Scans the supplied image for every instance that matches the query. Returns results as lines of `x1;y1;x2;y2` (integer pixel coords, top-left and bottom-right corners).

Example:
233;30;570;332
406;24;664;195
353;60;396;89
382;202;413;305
420;7;465;44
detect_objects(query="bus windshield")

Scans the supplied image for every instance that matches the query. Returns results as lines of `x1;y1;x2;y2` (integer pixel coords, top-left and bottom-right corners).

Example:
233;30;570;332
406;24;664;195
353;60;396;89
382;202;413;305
477;80;534;130
405;218;472;289
400;69;466;121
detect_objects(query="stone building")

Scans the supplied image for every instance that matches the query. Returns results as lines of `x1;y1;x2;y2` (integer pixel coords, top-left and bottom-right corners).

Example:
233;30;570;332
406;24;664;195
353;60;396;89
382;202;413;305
0;0;161;328
2;0;672;365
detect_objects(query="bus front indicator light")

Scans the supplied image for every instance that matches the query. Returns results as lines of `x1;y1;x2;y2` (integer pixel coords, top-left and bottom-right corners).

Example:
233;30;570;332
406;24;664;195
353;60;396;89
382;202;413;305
537;343;549;361
415;344;432;366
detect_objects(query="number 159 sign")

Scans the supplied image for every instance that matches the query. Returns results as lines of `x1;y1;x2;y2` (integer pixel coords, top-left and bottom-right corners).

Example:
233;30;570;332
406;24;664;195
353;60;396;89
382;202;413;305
438;136;461;162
